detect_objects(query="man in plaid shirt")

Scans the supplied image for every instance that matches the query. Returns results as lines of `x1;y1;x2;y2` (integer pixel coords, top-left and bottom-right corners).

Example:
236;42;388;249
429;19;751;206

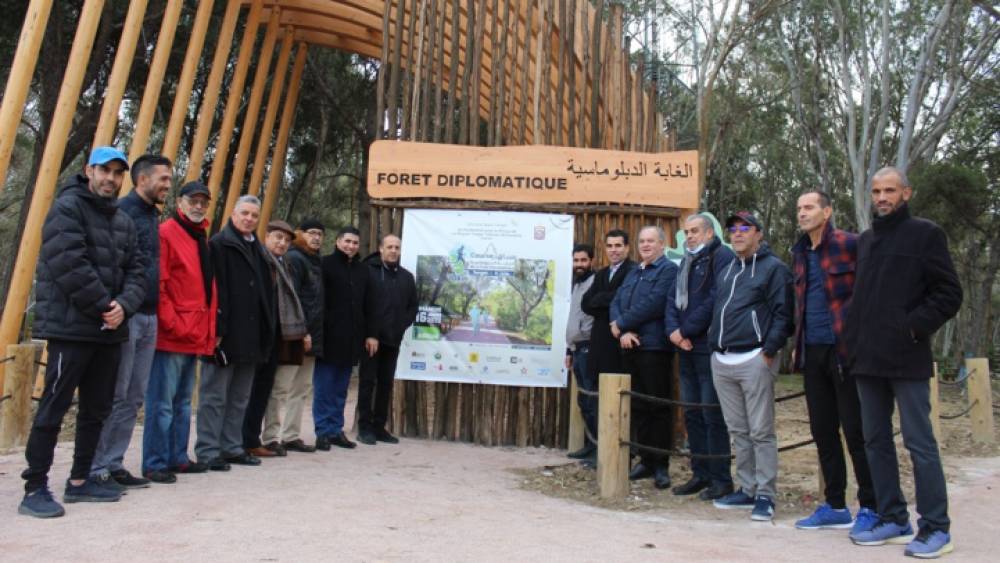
791;190;877;534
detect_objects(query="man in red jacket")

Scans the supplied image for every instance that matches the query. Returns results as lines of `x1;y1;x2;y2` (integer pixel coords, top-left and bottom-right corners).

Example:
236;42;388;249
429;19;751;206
141;182;218;481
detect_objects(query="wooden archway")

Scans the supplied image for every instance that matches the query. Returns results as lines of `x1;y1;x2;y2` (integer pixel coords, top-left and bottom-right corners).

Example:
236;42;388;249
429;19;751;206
0;0;675;416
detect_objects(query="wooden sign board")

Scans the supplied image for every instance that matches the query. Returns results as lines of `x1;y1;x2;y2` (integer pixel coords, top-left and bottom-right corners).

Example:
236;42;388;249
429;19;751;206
367;141;699;209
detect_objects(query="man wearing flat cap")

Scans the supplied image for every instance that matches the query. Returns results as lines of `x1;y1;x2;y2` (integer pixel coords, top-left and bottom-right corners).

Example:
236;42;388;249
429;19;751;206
261;219;326;453
242;220;307;458
19;147;145;518
708;211;793;523
142;181;217;482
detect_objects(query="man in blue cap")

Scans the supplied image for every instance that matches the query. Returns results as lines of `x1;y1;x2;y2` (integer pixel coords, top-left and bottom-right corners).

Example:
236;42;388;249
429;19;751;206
19;147;146;518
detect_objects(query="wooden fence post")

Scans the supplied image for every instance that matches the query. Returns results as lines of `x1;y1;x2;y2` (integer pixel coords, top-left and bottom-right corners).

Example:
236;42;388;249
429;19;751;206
567;370;584;452
598;372;630;499
930;363;941;441
966;357;994;444
1;343;42;449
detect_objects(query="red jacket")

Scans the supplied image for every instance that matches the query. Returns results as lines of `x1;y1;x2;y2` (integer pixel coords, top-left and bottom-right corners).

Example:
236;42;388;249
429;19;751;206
156;217;218;355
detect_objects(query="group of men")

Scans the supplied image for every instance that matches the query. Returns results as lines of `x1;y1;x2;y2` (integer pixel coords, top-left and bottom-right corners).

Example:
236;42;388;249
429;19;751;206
565;166;962;558
18;147;417;520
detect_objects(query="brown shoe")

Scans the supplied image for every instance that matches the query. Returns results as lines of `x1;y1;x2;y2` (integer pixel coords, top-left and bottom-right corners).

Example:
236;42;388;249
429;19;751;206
282;439;316;453
247;447;277;458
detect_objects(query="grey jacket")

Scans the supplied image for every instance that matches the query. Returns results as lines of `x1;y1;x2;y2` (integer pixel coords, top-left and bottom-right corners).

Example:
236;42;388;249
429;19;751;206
566;271;595;351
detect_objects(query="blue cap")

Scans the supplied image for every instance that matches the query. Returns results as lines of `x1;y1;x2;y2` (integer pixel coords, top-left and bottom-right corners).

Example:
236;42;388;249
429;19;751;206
88;146;129;170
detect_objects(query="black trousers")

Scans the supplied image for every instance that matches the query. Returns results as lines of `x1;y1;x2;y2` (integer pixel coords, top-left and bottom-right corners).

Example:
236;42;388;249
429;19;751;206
357;345;400;431
803;345;875;509
242;352;278;449
623;349;673;468
22;339;121;492
856;374;950;533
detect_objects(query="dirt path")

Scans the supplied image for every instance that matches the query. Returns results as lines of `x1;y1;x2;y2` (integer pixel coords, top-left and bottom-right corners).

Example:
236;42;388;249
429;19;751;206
2;434;999;562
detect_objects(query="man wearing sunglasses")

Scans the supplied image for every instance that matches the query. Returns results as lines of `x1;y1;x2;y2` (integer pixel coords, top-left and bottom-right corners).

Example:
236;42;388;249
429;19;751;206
708;211;793;523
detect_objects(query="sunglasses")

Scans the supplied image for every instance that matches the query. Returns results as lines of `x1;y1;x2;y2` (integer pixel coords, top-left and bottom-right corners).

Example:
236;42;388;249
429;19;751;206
727;225;754;233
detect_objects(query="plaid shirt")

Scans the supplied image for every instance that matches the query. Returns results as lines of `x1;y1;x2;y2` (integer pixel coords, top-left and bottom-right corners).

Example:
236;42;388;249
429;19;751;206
792;222;857;369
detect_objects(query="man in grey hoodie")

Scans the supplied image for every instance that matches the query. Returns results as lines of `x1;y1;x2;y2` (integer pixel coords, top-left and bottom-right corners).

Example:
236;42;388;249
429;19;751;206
707;211;793;522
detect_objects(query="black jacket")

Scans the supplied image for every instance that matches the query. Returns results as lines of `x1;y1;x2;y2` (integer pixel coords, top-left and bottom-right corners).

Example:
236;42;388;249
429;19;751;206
581;259;637;377
708;242;793;357
210;221;276;364
665;237;735;354
286;242;324;358
117;190;160;314
321;248;377;366
364;251;418;348
845;204;962;379
33;176;145;343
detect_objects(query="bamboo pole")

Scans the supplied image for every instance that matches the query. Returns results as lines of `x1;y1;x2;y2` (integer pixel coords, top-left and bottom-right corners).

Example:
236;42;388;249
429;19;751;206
966;357;994;444
531;0;546;144
431;0;447;142
408;0;428;142
0;0;53;192
375;0;391;141
419;0;437;142
206;0;264;221
247;29;294;199
598;372;630;499
257;43;307;238
92;0;149;147
186;0;242;182
121;0;184;195
0;0;106;393
0;343;42;449
401;0;418;139
161;0;215;162
444;0;460;143
222;7;281;221
387;0;406;140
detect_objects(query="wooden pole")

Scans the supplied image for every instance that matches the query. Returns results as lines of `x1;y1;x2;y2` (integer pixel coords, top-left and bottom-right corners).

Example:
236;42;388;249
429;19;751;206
222;7;281;221
0;343;42;449
186;0;241;182
206;0;264;223
598;372;630;499
966;357;994;444
0;0;105;393
930;362;942;441
121;0;184;195
257;43;307;239
567;371;584;452
0;0;54;192
92;0;149;147
161;0;217;162
247;29;294;199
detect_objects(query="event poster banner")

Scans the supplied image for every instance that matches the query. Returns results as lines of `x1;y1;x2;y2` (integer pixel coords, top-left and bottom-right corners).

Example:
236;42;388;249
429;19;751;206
396;209;573;387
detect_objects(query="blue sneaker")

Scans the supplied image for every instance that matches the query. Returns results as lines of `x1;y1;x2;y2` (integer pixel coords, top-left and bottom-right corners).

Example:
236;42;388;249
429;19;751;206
850;507;880;536
850;519;915;546
713;488;755;510
751;495;775;521
905;529;953;558
18;487;65;518
64;477;122;503
795;503;853;529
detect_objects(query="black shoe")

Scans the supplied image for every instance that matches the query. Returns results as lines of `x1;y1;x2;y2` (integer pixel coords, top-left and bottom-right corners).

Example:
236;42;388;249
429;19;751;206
330;432;357;449
628;463;655;481
93;473;128;495
224;453;262;466
567;443;596;459
699;482;734;501
653;466;672;490
672;477;709;496
143;469;177;484
316;436;332;451
282;439;316;453
579;455;596;470
169;461;209;474
357;430;376;445
110;469;151;489
265;441;288;457
374;428;399;444
64;478;122;503
206;457;232;471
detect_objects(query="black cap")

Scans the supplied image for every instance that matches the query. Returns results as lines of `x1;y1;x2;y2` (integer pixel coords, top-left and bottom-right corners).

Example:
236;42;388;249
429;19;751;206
299;218;325;232
725;211;763;231
179;181;211;199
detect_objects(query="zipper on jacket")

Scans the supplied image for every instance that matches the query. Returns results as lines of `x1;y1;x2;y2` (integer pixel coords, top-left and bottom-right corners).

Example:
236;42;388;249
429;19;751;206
751;310;762;343
717;259;745;349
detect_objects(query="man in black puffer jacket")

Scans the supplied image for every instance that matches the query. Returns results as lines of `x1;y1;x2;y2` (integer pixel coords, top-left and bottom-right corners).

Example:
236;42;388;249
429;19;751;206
357;234;417;445
19;147;145;518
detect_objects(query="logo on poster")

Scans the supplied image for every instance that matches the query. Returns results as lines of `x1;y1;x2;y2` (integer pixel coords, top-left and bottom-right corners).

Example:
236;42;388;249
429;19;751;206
534;226;546;240
410;362;426;370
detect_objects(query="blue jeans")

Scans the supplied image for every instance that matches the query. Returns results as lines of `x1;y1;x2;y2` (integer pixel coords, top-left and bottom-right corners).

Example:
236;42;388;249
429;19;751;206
680;351;732;485
142;351;198;473
313;360;352;437
571;343;596;445
91;313;157;476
